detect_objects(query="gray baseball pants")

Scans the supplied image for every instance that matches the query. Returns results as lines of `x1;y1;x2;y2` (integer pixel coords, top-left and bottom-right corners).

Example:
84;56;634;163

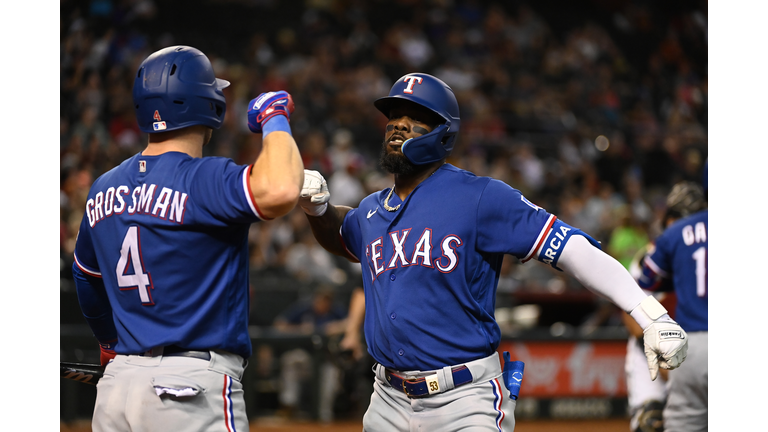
363;352;516;431
92;348;247;432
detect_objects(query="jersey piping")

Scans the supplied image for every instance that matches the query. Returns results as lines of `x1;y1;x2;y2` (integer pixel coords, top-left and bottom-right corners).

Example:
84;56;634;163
521;214;557;263
74;252;101;277
643;255;669;277
241;165;269;220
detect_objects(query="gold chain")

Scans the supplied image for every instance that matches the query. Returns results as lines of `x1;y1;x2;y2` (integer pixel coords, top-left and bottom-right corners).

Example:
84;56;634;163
383;186;400;212
383;166;442;212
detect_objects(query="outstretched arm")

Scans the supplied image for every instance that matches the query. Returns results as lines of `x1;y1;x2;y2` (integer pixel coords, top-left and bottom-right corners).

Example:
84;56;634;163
557;235;687;381
557;235;648;312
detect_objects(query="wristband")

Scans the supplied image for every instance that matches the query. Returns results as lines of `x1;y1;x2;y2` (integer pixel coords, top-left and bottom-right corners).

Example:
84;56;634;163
99;339;118;366
99;340;117;351
262;115;292;137
630;295;671;330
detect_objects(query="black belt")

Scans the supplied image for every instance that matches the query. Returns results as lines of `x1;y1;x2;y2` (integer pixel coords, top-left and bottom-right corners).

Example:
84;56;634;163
385;365;473;398
139;345;211;361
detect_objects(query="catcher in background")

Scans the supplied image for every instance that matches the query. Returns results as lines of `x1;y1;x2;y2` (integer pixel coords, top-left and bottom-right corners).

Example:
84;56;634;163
622;180;706;432
297;72;688;432
71;46;304;432
636;175;708;432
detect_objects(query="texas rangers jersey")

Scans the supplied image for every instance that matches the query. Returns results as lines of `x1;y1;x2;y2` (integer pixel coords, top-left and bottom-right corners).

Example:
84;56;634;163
638;210;708;332
340;164;599;371
74;152;266;359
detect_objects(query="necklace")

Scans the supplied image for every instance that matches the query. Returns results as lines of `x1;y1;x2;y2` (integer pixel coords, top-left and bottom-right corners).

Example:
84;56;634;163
383;186;400;212
383;166;442;212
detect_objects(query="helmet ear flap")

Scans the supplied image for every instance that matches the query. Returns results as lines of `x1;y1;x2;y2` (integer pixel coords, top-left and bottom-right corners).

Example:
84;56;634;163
441;127;457;152
402;124;452;165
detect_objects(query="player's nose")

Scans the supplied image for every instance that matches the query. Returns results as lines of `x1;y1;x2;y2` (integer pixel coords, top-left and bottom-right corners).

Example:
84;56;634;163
390;116;410;132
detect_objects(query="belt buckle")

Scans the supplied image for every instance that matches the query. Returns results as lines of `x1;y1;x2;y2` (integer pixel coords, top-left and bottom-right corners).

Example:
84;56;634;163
402;378;424;398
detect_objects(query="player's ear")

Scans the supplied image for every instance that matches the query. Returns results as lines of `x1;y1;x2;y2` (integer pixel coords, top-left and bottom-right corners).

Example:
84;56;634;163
203;127;213;146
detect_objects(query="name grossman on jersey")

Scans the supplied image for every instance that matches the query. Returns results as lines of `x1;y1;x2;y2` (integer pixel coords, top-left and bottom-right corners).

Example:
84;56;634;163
85;184;188;227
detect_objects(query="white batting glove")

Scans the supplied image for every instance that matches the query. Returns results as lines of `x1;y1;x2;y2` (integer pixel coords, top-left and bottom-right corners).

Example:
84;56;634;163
630;296;688;381
300;169;331;217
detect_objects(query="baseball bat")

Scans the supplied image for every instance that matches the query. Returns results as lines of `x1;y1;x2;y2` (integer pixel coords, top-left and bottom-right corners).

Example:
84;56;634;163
60;362;105;386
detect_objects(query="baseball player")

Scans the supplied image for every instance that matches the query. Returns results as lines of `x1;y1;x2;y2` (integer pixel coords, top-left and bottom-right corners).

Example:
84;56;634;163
71;45;303;432
637;177;708;432
622;181;706;432
298;73;689;431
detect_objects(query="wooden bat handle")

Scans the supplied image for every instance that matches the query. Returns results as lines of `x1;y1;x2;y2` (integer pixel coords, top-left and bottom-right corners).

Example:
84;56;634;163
60;362;105;386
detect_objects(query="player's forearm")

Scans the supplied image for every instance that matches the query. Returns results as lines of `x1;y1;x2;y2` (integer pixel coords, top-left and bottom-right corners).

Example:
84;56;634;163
249;131;304;219
557;235;648;314
306;204;354;259
72;264;118;344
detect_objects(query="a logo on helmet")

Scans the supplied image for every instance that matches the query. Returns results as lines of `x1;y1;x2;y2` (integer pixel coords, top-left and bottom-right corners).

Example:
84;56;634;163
153;110;162;121
402;75;424;94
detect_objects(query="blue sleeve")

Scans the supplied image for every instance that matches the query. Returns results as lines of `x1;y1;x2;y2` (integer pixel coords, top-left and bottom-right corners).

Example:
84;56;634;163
638;237;673;291
72;263;118;346
73;212;101;276
476;179;552;258
537;222;601;270
340;208;362;262
188;158;265;224
477;179;600;269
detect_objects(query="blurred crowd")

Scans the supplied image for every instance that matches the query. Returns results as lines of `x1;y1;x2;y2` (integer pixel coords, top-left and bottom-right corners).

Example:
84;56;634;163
60;0;707;326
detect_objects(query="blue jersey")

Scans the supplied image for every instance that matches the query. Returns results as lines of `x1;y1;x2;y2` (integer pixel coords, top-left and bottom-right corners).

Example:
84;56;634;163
74;152;266;359
340;164;599;371
638;210;708;332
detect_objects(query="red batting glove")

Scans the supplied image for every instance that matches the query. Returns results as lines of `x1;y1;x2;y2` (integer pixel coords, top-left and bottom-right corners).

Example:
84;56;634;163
99;341;117;366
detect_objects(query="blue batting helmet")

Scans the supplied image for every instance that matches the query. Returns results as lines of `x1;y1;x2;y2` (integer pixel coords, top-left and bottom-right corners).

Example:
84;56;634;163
133;46;229;134
374;73;461;165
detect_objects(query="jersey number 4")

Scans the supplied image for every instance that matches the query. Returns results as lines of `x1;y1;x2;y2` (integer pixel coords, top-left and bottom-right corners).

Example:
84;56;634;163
116;226;154;305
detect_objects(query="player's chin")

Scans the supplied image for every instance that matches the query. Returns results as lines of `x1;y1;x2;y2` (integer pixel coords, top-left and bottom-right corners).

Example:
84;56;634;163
379;147;415;175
